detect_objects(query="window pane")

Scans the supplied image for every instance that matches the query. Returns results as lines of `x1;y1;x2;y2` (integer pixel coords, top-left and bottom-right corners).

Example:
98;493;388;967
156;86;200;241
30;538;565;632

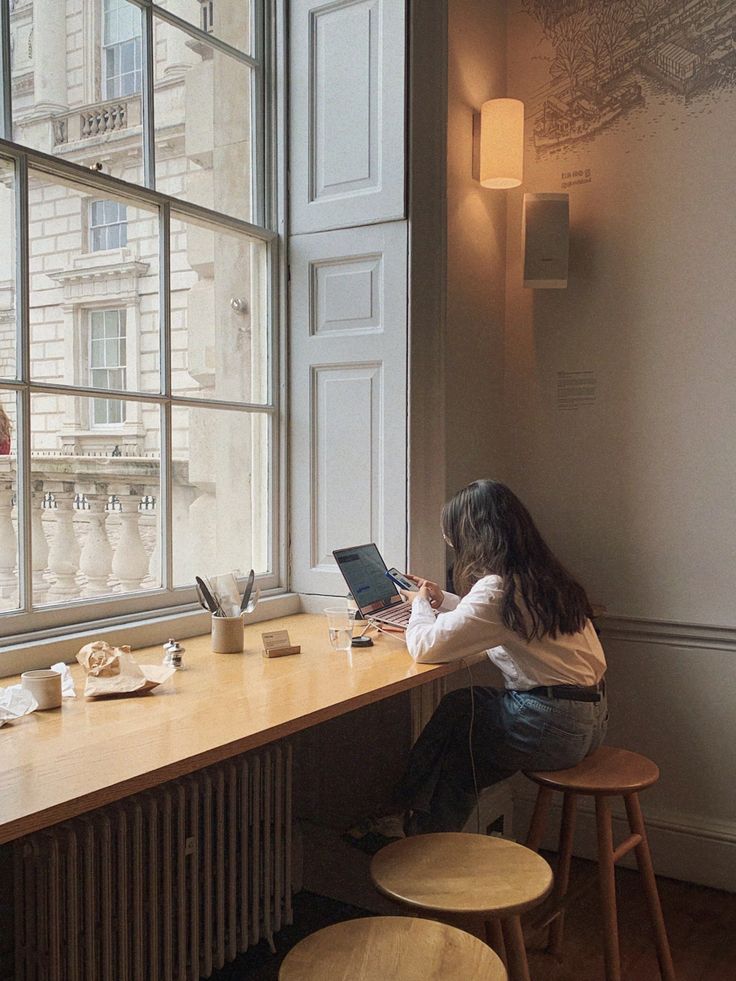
11;1;144;185
90;199;129;254
90;341;104;369
31;394;161;606
89;308;126;427
0;160;16;381
154;17;254;222
171;217;268;403
0;390;19;615
154;0;254;56
104;1;143;100
28;172;161;406
172;406;269;586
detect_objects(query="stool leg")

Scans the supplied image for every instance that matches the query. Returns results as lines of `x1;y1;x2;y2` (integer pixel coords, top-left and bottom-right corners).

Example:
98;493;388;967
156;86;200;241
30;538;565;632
595;796;621;981
526;785;554;852
548;791;578;958
624;793;676;981
485;918;507;967
501;915;531;981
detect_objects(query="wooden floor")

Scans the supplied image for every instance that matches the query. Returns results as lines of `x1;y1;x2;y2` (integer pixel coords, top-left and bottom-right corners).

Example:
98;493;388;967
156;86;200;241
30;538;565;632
210;858;736;981
525;858;736;980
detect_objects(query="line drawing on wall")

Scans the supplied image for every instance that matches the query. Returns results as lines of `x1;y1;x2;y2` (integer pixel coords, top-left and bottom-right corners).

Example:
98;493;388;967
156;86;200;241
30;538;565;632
521;0;736;155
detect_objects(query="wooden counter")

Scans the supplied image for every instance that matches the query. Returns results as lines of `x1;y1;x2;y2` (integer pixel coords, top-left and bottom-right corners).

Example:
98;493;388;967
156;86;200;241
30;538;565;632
0;613;460;845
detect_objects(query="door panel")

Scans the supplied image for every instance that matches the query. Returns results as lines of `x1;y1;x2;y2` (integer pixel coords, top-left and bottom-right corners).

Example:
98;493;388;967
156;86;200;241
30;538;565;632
290;222;407;595
290;0;406;233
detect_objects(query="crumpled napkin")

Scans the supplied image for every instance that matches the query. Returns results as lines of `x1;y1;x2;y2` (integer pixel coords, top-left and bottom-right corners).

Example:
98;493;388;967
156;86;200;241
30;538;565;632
51;662;76;697
0;685;38;728
77;641;175;698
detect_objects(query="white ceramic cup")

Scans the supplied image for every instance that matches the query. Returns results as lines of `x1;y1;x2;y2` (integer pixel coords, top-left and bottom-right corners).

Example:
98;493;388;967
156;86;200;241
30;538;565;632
21;669;62;710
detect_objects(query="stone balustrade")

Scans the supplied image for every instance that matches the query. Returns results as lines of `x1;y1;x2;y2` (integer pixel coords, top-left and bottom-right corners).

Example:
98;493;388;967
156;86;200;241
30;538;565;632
52;95;142;147
0;455;184;610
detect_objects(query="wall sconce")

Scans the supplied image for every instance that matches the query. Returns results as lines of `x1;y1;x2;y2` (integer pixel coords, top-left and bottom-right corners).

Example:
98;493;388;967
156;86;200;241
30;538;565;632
474;98;524;189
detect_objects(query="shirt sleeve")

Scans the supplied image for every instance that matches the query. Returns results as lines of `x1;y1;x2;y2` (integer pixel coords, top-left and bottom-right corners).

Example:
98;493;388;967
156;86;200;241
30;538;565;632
438;591;460;612
405;581;507;664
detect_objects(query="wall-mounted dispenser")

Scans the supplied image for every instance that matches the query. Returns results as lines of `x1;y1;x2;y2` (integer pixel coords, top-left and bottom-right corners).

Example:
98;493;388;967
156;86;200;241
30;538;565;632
522;193;569;289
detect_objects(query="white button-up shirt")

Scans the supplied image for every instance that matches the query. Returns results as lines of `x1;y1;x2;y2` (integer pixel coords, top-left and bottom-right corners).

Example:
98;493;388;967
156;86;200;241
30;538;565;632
406;574;606;690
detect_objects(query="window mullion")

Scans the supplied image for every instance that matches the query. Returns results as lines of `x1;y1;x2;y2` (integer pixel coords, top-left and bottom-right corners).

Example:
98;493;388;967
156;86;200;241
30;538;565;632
16;155;32;612
253;0;266;228
0;0;11;139
141;2;156;190
160;202;172;592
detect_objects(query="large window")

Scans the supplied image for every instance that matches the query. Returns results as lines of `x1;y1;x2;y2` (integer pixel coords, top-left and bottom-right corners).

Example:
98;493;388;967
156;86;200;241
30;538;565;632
0;0;278;641
90;309;127;426
90;200;128;251
103;0;143;99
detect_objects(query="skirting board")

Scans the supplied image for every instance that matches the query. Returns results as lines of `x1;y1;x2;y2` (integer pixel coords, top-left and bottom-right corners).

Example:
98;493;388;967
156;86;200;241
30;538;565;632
513;783;736;894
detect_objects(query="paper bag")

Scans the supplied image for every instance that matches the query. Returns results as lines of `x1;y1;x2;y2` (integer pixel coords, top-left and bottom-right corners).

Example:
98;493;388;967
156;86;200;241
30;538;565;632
77;641;175;698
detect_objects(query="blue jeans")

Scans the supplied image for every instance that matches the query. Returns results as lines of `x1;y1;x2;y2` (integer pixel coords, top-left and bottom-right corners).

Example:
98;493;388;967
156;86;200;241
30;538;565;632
396;685;608;833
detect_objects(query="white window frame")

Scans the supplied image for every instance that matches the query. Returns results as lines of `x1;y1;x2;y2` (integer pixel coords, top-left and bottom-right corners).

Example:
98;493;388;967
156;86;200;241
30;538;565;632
89;307;127;427
102;0;144;100
200;0;215;35
0;0;286;653
89;199;129;252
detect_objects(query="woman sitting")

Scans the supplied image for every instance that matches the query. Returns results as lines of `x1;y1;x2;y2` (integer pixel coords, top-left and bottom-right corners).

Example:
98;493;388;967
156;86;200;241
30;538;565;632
348;479;607;848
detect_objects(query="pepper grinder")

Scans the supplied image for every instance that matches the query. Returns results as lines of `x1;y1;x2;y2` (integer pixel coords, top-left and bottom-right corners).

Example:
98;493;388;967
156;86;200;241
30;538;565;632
163;637;184;669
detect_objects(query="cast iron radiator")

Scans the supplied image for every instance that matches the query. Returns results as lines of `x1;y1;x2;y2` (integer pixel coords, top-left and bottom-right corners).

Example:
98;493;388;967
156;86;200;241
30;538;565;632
14;743;293;981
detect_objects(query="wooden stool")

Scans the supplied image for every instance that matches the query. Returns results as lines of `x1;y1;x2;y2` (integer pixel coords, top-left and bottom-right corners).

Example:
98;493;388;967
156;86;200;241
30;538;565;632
525;745;676;981
370;833;552;981
279;915;507;980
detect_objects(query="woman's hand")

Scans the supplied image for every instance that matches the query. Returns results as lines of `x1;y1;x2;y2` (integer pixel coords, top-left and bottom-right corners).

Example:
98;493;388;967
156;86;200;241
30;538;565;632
405;574;444;609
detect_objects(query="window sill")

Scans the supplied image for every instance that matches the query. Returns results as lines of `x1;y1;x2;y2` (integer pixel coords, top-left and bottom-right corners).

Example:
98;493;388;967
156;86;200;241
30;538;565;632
0;592;301;678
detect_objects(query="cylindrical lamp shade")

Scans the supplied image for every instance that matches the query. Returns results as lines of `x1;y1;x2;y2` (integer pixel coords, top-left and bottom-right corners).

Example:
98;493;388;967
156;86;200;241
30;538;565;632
480;98;524;189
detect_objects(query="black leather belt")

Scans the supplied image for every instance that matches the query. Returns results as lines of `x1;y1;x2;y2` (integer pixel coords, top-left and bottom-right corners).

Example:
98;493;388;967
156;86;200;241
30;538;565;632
521;682;604;703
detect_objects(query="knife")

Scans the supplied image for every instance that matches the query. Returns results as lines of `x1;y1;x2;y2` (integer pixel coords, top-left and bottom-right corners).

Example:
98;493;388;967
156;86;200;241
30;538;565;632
240;569;255;613
195;580;210;612
196;576;221;615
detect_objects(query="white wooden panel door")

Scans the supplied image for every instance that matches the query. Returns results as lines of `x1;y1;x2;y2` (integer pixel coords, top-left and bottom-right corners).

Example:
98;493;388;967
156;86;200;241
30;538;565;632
289;0;406;234
290;221;407;595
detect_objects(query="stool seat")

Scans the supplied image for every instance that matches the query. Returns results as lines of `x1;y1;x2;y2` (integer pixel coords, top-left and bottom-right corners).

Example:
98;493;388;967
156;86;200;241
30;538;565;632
526;746;660;795
278;915;507;981
371;833;552;917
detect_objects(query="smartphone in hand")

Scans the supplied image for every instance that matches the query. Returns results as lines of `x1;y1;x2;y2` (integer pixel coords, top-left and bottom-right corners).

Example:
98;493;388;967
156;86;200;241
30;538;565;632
385;568;417;592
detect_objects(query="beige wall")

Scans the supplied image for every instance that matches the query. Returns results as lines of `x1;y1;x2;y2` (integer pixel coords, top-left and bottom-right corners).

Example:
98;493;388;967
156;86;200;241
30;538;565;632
441;0;736;889
503;0;736;889
504;0;736;626
445;0;509;501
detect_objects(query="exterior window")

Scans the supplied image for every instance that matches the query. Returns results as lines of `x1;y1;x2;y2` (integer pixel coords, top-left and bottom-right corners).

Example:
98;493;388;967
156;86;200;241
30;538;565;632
90;200;128;251
90;310;126;426
103;0;143;99
200;0;215;34
1;0;274;644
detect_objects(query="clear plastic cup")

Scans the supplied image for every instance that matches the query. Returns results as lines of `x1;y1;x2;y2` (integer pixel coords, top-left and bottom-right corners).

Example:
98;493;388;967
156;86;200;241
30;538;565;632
324;607;355;652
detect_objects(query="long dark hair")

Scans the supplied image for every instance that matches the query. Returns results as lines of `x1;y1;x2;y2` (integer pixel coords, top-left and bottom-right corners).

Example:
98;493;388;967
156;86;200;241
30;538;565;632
441;479;592;641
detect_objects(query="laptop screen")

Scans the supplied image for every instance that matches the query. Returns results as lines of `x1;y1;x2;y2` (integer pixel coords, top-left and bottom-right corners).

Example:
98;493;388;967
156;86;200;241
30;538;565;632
333;544;403;615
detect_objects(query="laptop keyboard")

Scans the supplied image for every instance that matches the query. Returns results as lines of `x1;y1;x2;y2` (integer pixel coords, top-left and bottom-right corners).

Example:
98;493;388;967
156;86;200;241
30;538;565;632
370;603;413;628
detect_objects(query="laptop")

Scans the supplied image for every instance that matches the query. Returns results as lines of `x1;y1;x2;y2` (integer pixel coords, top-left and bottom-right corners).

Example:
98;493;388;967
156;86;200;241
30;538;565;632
333;543;415;629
